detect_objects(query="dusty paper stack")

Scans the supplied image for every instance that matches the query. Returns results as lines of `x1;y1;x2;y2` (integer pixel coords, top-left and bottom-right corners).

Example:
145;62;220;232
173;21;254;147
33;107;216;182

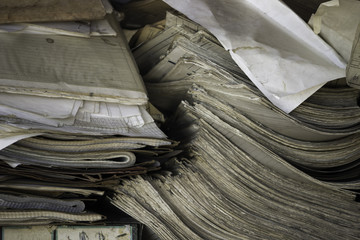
133;11;360;186
110;10;360;239
0;0;176;225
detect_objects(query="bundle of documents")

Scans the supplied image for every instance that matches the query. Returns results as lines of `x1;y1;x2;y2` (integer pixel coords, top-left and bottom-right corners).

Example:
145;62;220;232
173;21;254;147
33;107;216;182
0;15;166;137
109;11;360;239
112;113;360;239
0;0;177;225
131;11;360;184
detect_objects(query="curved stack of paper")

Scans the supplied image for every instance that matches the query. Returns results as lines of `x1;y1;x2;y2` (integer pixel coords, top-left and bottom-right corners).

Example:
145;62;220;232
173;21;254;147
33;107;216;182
110;11;360;239
132;11;360;186
112;114;360;239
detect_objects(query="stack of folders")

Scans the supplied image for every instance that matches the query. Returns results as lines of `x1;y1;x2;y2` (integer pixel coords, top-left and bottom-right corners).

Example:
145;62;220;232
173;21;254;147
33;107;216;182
110;12;360;239
0;1;177;225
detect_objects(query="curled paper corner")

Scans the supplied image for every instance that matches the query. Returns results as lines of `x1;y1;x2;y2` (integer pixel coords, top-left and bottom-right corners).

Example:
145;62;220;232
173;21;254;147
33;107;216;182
310;15;322;34
4;160;22;168
309;0;340;35
323;0;340;7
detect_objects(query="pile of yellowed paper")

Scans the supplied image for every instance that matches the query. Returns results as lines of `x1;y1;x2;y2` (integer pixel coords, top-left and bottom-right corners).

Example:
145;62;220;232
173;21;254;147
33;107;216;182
111;1;360;239
0;0;177;226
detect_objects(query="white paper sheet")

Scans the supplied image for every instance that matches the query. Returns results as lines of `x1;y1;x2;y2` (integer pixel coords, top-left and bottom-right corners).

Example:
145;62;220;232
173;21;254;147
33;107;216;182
75;102;145;128
0;104;76;127
0;93;82;119
0;21;91;37
163;0;347;113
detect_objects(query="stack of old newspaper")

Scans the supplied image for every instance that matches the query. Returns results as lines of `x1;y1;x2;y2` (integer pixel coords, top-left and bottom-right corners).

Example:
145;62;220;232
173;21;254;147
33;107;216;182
0;0;176;225
132;11;360;185
111;10;360;239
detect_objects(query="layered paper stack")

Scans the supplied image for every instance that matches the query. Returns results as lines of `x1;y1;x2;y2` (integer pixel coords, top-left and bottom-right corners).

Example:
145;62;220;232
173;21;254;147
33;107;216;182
132;11;360;186
0;0;177;225
111;11;360;239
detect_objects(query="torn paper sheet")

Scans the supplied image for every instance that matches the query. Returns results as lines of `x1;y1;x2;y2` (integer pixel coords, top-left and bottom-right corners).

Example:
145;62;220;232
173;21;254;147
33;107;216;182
309;0;360;62
0;124;42;151
163;0;347;113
